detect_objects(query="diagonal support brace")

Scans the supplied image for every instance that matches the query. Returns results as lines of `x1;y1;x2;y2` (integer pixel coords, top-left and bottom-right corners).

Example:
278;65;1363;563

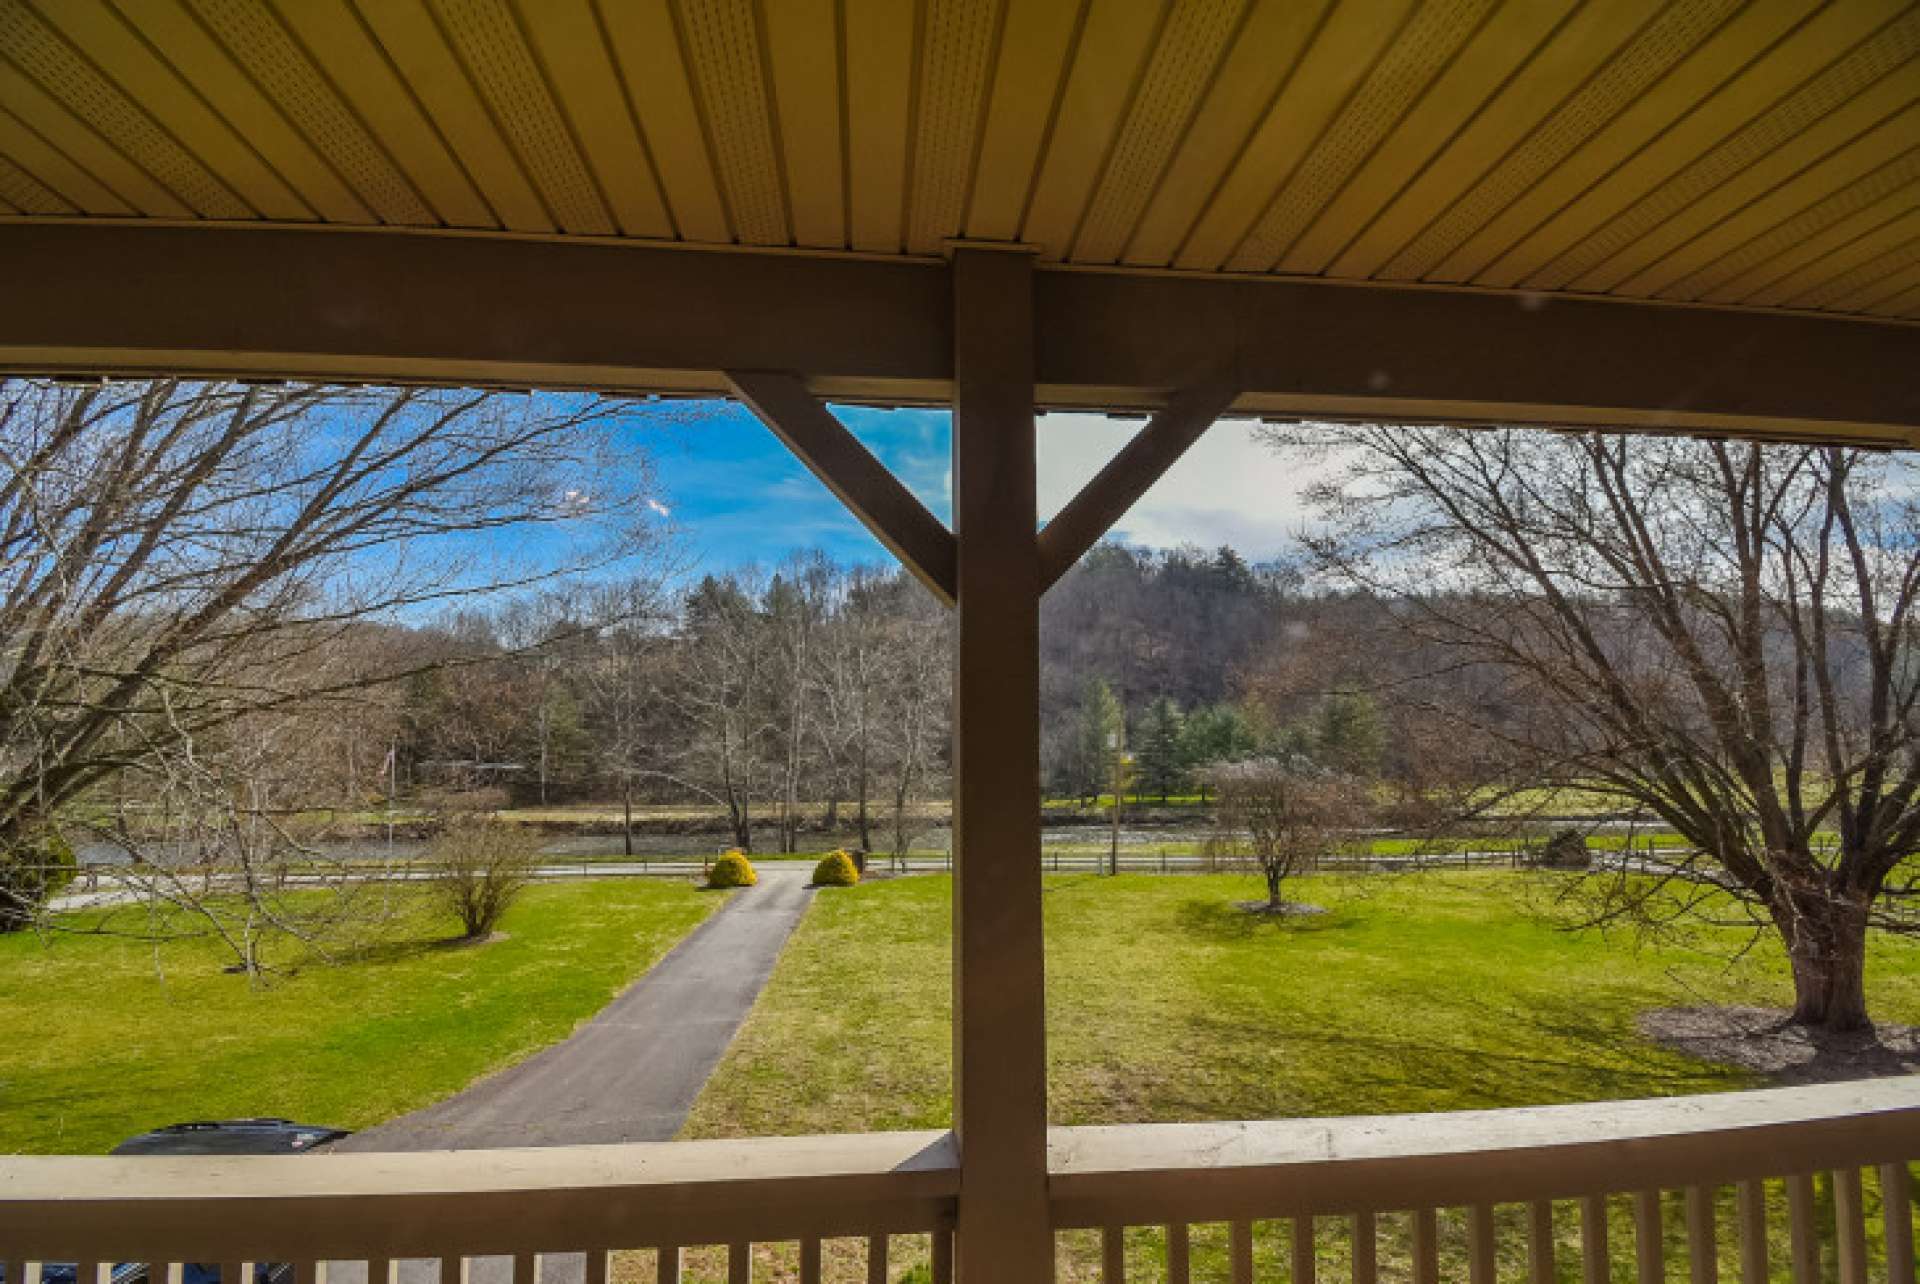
1035;384;1241;589
727;370;958;605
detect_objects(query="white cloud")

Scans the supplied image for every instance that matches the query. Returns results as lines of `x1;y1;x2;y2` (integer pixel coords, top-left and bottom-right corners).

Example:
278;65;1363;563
1036;414;1329;559
647;498;672;518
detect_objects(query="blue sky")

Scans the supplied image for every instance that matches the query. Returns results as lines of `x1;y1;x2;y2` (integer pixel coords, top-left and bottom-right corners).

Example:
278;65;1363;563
634;399;1320;576
640;401;951;571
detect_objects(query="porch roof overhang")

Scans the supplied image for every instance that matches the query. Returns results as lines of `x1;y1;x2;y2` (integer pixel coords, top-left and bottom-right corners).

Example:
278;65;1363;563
0;0;1916;441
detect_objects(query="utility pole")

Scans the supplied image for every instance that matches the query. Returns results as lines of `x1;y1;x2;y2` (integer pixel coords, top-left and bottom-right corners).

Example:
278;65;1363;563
1108;730;1125;876
622;769;634;857
385;737;397;853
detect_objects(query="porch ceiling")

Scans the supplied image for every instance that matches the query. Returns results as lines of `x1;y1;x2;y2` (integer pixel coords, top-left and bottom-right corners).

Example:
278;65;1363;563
2;0;1918;322
0;1;1917;439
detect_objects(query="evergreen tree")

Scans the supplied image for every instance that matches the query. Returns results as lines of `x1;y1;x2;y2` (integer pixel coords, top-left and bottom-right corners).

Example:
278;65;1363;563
1136;696;1187;802
1315;689;1383;776
1179;703;1259;798
1073;678;1125;804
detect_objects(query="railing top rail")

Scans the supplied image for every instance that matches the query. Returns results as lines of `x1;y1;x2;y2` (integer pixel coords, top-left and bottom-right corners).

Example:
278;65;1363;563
1050;1080;1920;1225
2;1129;956;1202
9;1082;1920;1254
0;1130;957;1260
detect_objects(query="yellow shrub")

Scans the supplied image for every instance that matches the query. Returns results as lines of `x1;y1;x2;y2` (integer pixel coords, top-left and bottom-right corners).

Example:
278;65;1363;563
812;849;860;887
708;849;757;888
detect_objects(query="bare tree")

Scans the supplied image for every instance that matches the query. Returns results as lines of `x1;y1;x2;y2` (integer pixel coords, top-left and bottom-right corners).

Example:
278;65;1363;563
578;578;674;854
0;377;669;933
403;618;536;787
765;555;830;852
76;701;414;980
1287;425;1920;1031
814;566;888;849
816;626;867;845
878;585;951;866
665;572;772;850
429;815;539;941
496;586;654;807
1207;759;1357;911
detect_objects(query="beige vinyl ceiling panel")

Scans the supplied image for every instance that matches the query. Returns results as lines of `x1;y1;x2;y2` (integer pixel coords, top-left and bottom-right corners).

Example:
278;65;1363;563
2;0;1918;321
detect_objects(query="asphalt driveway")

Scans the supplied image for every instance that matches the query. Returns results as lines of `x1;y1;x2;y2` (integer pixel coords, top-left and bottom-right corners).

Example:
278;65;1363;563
338;863;814;1152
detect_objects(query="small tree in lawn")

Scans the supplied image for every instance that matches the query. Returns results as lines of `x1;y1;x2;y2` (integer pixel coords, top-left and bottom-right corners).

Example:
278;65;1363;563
430;816;539;940
1208;760;1360;912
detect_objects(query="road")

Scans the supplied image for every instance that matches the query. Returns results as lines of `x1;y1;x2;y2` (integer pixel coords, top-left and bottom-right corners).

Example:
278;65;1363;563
56;844;1698;916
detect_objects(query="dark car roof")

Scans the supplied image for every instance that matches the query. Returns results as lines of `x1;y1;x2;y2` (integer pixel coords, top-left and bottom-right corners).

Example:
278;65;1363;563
110;1118;350;1156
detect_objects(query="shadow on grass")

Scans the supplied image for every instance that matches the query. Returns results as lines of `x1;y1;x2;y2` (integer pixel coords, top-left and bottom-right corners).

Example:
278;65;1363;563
1643;1004;1920;1085
1042;872;1114;896
1172;895;1359;939
1054;888;1748;1124
1292;989;1728;1097
1096;989;1746;1125
321;931;498;971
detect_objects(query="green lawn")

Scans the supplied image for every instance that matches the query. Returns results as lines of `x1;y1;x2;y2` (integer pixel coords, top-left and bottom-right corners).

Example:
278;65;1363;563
0;879;720;1154
684;871;1920;1282
685;869;1920;1137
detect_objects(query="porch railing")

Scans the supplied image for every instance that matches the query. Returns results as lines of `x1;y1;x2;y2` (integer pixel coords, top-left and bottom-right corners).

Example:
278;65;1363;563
1053;1079;1920;1282
0;1132;958;1284
3;1080;1917;1283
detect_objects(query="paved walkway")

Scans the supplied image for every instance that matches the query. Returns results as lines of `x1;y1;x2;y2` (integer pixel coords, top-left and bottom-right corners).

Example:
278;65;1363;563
323;866;813;1284
338;863;814;1152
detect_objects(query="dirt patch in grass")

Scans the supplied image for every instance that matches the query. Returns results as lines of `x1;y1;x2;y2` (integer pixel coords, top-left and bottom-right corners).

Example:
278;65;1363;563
436;930;510;949
1235;900;1327;917
1641;1005;1920;1084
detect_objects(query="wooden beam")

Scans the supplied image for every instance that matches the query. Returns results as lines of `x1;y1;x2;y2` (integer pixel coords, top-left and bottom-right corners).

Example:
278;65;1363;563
2;224;1916;440
0;224;951;400
1033;270;1920;443
1036;384;1240;589
949;246;1051;1281
726;370;956;604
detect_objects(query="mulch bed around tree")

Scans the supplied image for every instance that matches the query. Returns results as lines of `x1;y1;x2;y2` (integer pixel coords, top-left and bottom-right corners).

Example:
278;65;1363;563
1640;1005;1920;1085
1237;901;1328;917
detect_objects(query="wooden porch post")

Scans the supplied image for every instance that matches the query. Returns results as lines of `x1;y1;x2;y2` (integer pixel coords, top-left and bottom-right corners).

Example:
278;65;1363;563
950;245;1052;1281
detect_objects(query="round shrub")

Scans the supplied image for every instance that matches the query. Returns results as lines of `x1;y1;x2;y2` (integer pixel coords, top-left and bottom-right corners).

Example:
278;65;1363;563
708;849;757;888
1535;828;1592;870
812;849;860;887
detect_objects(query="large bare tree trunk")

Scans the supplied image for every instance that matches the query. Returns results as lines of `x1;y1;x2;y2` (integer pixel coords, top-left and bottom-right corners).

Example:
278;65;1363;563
1778;893;1872;1031
1285;427;1920;1034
